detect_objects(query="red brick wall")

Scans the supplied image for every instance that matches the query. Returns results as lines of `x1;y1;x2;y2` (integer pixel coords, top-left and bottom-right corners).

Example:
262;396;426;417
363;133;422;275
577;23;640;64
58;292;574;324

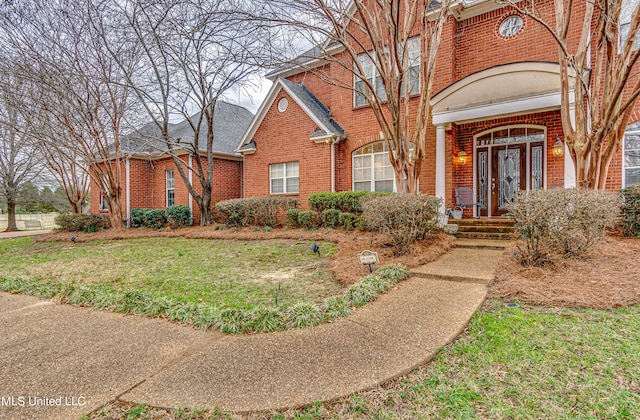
243;90;332;209
91;156;242;224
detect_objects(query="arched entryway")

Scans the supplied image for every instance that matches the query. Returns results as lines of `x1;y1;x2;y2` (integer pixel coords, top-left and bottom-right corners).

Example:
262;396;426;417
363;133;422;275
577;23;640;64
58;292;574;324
474;125;546;216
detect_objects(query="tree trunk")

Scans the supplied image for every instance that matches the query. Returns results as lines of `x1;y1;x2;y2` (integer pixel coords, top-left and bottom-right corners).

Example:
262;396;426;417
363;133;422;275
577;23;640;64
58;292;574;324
107;195;124;228
6;199;18;232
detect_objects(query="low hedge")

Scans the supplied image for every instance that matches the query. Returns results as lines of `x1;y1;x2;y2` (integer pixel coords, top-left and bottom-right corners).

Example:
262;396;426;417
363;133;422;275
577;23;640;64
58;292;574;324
621;185;640;237
130;206;192;229
215;197;298;227
54;213;111;232
308;191;392;214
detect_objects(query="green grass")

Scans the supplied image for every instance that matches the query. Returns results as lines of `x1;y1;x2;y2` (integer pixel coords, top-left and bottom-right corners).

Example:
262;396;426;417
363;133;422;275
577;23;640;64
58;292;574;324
0;237;339;309
87;302;640;419
279;302;640;419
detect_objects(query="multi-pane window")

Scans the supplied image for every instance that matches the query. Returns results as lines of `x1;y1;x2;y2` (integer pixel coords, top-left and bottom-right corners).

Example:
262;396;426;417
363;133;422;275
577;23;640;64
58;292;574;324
624;122;640;186
99;174;109;211
354;37;420;107
620;0;640;49
166;170;175;207
353;142;395;192
270;161;299;194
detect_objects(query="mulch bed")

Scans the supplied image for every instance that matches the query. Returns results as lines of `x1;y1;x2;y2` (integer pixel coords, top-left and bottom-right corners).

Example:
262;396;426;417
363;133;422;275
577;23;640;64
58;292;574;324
490;235;640;310
37;227;454;286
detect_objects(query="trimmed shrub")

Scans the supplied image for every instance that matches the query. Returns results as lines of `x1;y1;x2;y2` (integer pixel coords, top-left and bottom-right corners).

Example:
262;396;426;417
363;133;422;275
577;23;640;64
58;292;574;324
362;194;441;255
308;191;391;214
338;212;360;231
321;295;352;319
130;207;192;229
215;197;298;227
344;281;378;307
130;208;146;228
297;210;319;229
54;213;111;232
286;302;322;328
166;206;192;229
621;185;640;237
321;209;341;228
507;188;621;266
142;209;168;229
285;208;302;228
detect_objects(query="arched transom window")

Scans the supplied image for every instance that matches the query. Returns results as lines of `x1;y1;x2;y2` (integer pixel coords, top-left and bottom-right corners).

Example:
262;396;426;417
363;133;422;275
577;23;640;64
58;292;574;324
353;141;395;192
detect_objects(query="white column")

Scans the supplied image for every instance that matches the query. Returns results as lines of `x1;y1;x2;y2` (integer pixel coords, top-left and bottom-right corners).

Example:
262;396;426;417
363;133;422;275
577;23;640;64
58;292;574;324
125;158;131;227
564;105;577;188
188;154;193;213
330;141;336;192
435;124;446;201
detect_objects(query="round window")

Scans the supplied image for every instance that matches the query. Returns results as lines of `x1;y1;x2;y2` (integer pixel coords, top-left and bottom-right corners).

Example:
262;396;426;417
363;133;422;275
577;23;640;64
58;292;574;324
499;15;523;37
277;97;288;113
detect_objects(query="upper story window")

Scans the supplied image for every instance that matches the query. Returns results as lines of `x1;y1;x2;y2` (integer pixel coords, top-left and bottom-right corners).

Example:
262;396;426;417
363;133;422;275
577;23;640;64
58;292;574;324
354;37;420;107
166;170;175;207
624;122;640;186
620;0;640;49
353;141;395;192
270;161;299;194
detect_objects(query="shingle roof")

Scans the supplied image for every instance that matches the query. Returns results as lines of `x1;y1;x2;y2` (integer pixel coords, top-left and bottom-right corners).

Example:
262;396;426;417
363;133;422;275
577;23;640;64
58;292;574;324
118;102;253;157
280;79;344;138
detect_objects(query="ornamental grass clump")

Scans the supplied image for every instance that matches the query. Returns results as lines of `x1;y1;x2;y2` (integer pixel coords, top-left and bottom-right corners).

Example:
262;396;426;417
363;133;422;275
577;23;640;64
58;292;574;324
362;194;441;255
218;308;247;334
192;304;220;330
321;295;352;320
507;188;621;266
286;302;322;328
246;306;286;333
344;281;378;307
375;264;410;284
361;274;391;293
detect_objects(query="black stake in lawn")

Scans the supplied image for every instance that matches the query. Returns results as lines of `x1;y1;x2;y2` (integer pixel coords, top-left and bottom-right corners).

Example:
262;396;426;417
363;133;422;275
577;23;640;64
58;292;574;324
70;236;75;244
311;242;320;256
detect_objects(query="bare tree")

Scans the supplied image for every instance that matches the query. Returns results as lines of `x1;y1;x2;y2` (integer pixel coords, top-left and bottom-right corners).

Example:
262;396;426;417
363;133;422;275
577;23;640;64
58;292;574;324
93;0;272;225
265;0;451;193
506;0;640;189
0;70;45;231
2;0;139;227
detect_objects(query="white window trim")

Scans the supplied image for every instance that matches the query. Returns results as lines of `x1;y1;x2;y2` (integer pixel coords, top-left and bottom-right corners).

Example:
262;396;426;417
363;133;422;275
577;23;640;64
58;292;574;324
351;142;397;193
353;36;420;107
623;123;640;187
270;161;299;194
166;170;175;207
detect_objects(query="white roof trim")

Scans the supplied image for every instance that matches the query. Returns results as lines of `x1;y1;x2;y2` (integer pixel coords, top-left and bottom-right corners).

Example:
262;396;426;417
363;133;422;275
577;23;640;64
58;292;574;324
432;90;575;125
236;78;341;152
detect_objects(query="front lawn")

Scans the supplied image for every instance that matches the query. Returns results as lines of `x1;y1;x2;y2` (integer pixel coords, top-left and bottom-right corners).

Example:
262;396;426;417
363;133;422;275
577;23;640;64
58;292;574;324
0;237;340;309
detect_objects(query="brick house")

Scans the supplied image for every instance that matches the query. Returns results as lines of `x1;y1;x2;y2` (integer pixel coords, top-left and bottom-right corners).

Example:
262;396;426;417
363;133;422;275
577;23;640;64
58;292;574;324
90;102;252;224
237;0;640;216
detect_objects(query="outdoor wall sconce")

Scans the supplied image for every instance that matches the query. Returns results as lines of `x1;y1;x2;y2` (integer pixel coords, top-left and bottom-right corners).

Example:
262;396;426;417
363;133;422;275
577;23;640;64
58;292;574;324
456;150;468;165
551;135;565;158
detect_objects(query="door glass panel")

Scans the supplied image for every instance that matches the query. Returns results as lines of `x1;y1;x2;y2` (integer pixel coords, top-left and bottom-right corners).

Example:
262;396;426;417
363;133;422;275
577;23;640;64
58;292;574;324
477;150;488;210
531;145;543;190
498;148;521;209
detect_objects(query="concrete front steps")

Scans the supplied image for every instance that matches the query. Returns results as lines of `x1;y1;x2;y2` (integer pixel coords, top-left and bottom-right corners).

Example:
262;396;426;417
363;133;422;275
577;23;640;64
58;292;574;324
451;217;516;241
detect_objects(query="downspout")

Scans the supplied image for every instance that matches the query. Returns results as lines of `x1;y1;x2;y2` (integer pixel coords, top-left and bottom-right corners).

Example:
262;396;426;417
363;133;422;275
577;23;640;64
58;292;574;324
188;154;193;213
125;158;131;228
331;139;336;192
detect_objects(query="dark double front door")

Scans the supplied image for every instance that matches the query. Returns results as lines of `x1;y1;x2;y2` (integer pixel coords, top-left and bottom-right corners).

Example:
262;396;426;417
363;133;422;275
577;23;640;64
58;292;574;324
476;141;544;217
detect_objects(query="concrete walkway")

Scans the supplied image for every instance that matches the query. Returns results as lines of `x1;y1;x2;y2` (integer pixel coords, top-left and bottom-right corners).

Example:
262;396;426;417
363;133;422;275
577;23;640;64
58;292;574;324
0;229;53;239
0;239;504;419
